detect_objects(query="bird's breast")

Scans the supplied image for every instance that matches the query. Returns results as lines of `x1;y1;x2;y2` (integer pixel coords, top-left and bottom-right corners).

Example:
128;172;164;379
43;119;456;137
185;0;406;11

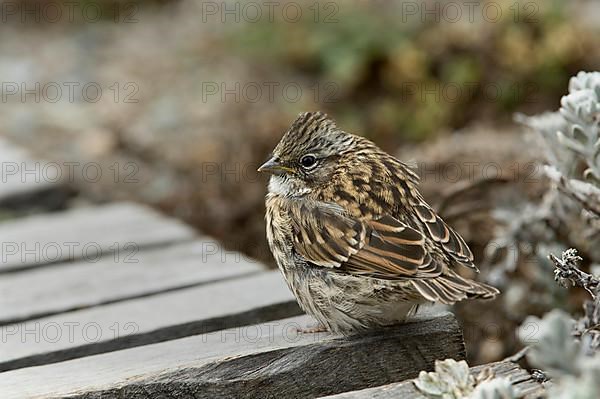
264;194;294;262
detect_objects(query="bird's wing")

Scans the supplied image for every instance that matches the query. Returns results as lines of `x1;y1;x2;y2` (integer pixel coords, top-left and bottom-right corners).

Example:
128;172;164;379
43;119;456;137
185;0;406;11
290;202;441;279
410;201;477;271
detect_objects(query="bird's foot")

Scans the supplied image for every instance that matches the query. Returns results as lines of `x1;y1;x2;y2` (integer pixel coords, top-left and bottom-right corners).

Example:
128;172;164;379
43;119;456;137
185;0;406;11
295;325;328;334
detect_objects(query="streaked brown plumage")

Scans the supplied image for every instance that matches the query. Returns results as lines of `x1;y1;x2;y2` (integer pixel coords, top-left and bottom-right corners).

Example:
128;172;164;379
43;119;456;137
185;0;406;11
260;111;499;334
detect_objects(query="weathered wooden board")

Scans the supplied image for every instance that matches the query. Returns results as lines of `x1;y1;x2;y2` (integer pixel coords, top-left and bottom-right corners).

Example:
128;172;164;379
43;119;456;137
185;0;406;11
0;309;464;399
321;361;545;398
0;270;300;372
0;138;73;210
0;240;265;325
0;202;196;273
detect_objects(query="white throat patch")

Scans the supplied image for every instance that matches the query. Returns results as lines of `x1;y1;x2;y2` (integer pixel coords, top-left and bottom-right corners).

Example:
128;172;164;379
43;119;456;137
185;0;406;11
268;176;311;197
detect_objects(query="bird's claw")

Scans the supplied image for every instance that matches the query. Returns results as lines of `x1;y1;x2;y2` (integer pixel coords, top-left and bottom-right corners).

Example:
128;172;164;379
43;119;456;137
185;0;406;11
295;325;328;334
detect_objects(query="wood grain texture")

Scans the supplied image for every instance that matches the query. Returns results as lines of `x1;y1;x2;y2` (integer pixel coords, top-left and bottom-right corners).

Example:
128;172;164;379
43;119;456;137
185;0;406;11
0;202;196;273
0;139;72;210
321;361;546;398
0;271;300;372
0;240;265;325
0;309;464;399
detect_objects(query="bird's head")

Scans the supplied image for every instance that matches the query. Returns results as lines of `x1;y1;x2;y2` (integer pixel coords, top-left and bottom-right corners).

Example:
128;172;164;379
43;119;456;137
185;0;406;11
259;111;367;197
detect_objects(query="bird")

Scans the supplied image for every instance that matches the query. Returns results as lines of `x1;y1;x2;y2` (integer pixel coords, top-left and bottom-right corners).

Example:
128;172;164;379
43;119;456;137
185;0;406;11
259;111;499;335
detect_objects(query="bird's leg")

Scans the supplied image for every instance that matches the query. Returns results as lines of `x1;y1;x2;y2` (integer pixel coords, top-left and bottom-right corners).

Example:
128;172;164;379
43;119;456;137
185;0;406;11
295;324;328;334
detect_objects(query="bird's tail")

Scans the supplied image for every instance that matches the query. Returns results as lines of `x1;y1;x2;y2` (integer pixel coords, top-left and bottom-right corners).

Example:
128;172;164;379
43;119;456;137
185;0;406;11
411;270;499;305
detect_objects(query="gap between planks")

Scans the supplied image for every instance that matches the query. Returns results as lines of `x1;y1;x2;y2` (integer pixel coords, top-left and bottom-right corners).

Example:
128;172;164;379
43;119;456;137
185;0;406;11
0;271;301;372
0;240;265;326
0;202;196;274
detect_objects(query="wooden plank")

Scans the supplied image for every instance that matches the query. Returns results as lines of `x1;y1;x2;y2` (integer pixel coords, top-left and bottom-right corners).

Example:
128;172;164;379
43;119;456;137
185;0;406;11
0;138;73;210
0;270;300;372
321;361;546;399
0;240;265;325
0;309;464;399
0;202;196;273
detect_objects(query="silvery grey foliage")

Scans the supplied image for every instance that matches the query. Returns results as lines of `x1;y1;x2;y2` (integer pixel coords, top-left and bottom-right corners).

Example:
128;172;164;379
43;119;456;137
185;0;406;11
414;359;475;398
487;71;600;291
519;308;600;399
521;71;600;186
551;249;599;299
558;72;600;185
520;309;580;377
543;165;600;217
515;249;600;398
479;71;600;398
413;359;516;399
549;249;600;352
417;71;600;399
520;70;600;231
549;369;600;399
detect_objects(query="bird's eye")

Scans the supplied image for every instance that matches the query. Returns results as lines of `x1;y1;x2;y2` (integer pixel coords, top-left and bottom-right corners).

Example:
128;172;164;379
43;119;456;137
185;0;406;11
299;154;317;169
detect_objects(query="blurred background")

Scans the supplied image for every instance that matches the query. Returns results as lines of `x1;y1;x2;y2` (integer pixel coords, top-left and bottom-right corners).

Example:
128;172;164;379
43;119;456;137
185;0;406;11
1;0;599;366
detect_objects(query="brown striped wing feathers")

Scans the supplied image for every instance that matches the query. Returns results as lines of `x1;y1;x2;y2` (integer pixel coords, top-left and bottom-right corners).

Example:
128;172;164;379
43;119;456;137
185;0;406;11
290;203;441;279
290;202;367;268
412;203;477;271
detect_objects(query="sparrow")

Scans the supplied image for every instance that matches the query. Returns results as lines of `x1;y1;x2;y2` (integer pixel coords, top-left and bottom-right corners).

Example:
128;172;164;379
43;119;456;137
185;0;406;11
259;111;499;335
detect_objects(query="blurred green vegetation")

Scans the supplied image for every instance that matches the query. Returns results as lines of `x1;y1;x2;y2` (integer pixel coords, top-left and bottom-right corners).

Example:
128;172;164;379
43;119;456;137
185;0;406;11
228;0;599;142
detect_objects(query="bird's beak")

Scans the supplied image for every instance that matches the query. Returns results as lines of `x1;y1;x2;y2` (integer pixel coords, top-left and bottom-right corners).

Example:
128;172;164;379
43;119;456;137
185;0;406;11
257;157;292;175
